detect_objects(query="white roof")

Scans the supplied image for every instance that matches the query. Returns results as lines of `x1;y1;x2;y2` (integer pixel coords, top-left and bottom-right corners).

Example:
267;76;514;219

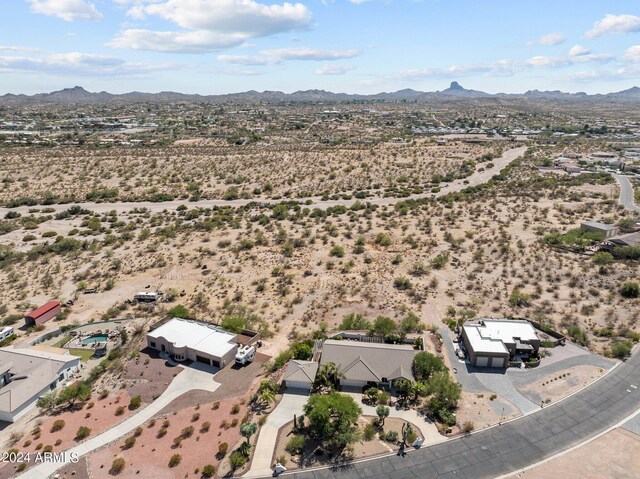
148;318;237;357
464;320;538;355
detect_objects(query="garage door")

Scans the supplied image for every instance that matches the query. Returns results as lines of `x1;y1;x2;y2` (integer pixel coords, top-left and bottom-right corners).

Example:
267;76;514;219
475;355;489;367
286;380;311;390
489;356;505;368
196;355;210;365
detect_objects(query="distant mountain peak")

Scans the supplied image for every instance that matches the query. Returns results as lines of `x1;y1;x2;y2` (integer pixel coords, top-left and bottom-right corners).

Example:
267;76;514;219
449;81;464;90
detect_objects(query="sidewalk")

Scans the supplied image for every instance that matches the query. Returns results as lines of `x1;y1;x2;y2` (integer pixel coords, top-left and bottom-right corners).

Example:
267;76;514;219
19;364;221;479
244;391;309;478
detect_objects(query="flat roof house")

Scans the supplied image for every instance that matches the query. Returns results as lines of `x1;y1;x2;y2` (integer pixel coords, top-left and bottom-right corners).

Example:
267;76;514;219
24;301;61;328
461;319;540;368
0;347;80;423
580;221;618;239
146;318;238;369
319;339;417;390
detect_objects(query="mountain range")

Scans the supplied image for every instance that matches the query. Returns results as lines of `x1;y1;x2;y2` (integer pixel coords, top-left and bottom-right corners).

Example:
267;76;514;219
1;82;640;105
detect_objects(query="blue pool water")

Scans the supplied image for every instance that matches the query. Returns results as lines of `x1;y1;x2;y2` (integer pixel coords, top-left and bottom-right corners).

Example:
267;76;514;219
81;334;107;344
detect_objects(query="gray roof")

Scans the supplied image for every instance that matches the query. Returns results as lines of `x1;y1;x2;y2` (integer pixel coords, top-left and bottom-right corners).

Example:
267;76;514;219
609;232;640;247
320;340;417;383
0;348;79;413
283;360;318;384
581;221;617;231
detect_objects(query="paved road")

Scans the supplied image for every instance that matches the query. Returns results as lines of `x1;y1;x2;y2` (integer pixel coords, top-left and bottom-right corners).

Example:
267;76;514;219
281;349;640;479
0;147;527;217
614;174;640;213
18;364;221;479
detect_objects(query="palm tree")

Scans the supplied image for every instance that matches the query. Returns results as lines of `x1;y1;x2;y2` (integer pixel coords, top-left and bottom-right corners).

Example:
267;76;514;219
315;362;345;390
258;379;277;407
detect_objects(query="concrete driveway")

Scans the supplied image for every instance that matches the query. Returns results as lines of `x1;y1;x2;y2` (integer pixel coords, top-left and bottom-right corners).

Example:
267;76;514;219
245;391;310;478
18;364;220;479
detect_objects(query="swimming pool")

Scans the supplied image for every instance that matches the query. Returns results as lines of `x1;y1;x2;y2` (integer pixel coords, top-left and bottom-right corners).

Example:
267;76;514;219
81;334;108;345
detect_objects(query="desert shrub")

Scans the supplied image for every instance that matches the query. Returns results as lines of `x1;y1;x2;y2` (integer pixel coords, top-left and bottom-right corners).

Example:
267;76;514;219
129;396;142;410
202;464;216;478
75;426;91;440
611;340;633;359
285;435;305;455
168;454;182;467
123;436;136;449
229;450;248;470
217;442;228;458
50;420;65;433
115;406;125;416
621;282;640;299
363;423;377;441
110;458;125;474
462;421;475;434
385;431;398;443
157;428;167;438
200;421;211;433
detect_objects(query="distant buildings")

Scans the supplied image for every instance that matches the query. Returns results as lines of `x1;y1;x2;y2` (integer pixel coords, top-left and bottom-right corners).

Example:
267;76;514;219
0;347;80;422
24;301;61;328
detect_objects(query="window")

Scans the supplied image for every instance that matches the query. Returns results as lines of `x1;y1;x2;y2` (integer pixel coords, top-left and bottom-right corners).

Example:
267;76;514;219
150;341;156;348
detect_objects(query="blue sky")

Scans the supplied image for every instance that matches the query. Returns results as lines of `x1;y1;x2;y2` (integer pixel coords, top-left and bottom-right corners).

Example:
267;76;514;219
1;0;640;94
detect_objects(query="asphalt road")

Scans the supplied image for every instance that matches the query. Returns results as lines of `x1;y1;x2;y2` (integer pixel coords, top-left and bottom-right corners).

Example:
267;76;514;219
284;349;640;479
614;174;640;213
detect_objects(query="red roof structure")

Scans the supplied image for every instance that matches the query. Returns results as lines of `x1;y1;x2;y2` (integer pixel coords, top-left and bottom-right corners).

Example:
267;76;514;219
26;301;61;319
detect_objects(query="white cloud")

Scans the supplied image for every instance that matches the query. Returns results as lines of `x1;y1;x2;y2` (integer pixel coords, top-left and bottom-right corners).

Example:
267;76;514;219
217;54;275;65
109;29;248;53
398;51;614;81
0;45;41;53
111;0;312;53
0;51;171;76
532;32;566;46
623;45;640;63
262;47;358;61
316;64;353;75
217;47;359;65
28;0;102;21
569;44;590;57
585;14;640;38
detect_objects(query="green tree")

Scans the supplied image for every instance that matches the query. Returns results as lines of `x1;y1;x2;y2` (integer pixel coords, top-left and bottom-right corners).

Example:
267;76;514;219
36;391;58;411
592;251;614;266
303;392;362;448
339;313;371;331
57;382;91;408
400;312;425;333
371;316;397;337
167;305;189;319
221;315;245;333
375;405;390;426
240;422;257;445
412;352;446;381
